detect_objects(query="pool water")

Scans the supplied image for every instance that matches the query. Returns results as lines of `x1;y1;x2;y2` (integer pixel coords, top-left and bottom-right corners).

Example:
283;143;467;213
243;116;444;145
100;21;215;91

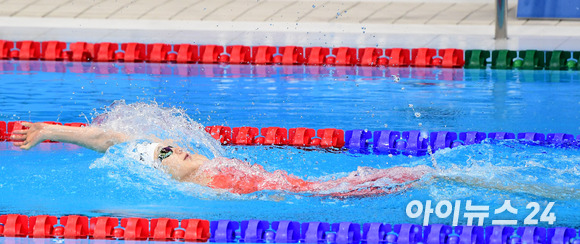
1;60;580;229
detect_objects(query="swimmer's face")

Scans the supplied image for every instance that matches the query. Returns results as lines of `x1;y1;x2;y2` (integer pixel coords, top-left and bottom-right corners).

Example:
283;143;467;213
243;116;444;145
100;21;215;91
152;144;209;181
154;145;195;166
153;144;201;180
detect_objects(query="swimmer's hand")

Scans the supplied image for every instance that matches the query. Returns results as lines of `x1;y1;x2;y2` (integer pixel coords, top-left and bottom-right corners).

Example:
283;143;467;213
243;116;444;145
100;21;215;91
11;122;129;152
11;122;47;150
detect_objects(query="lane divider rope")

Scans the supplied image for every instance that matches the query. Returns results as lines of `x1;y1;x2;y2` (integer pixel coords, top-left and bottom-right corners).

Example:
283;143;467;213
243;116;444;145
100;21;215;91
1;121;578;156
0;214;576;243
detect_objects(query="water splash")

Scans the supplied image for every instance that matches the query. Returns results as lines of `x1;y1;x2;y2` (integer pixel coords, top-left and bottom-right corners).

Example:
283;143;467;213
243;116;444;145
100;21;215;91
87;101;237;199
90;100;224;159
429;140;580;200
83;102;580;203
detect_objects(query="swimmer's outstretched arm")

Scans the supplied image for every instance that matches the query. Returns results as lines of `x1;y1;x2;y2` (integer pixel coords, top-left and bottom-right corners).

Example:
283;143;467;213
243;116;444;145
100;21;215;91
11;122;129;153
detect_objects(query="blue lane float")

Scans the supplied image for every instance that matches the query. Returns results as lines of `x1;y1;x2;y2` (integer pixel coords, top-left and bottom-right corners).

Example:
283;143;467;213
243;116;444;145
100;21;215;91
271;221;301;243
372;130;400;155
362;223;390;244
485;226;513;244
240;220;269;243
331;222;361;244
487;132;516;140
205;221;580;244
546;133;575;144
344;130;580;156
210;220;239;243
451;226;484;244
302;222;330;243
424;224;452;244
345;130;373;154
398;131;429;156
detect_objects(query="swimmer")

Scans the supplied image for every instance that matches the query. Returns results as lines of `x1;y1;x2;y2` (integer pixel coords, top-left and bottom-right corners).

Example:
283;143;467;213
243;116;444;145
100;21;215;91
11;122;578;199
10;121;434;196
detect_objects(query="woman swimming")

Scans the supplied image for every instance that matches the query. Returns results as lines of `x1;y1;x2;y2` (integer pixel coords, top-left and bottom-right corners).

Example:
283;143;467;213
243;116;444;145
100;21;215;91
10;121;434;196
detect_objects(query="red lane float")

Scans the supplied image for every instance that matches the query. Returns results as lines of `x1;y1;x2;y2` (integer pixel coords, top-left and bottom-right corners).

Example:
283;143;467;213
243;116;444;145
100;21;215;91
0;214;213;241
69;42;94;62
172;44;199;63
260;127;288;145
180;219;210;242
288;128;316;146
440;48;465;68
358;47;383;66
317;128;345;148
200;45;223;63
41;41;67;61
0;121;6;141
205;125;232;144
121;217;149;240
305;47;330;65
89;217;118;239
0;39;469;69
60;215;89;239
226;45;251;64
0;40;14;59
411;48;437;67
332;47;357;66
6;121;27;142
385;48;410;66
119;43;146;62
278;46;305;65
232;127;259;145
146;43;171;63
252;46;276;64
29;215;58;238
15;41;41;60
0;214;29;237
150;218;179;241
93;42;118;62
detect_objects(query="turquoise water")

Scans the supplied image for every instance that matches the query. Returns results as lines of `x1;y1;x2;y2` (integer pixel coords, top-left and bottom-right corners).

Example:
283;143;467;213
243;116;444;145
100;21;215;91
1;61;580;231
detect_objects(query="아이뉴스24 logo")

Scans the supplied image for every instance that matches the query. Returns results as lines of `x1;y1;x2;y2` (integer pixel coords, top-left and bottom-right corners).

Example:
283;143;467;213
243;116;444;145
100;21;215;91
406;200;556;226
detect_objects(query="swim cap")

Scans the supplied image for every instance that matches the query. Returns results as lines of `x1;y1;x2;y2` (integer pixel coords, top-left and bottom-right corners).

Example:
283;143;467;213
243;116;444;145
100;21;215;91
130;142;161;168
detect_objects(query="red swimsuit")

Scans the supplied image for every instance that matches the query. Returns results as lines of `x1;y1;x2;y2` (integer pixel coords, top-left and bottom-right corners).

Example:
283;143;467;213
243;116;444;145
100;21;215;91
199;158;432;196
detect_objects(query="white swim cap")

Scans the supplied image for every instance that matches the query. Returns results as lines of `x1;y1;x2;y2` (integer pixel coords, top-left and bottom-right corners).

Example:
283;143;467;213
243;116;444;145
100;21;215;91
131;142;161;168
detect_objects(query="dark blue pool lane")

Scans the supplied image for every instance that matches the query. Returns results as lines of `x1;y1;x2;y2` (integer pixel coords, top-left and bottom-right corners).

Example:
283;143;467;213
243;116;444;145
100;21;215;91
0;61;579;135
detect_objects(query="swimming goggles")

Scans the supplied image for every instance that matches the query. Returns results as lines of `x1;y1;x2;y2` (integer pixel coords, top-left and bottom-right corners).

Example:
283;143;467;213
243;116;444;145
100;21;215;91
158;146;174;161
